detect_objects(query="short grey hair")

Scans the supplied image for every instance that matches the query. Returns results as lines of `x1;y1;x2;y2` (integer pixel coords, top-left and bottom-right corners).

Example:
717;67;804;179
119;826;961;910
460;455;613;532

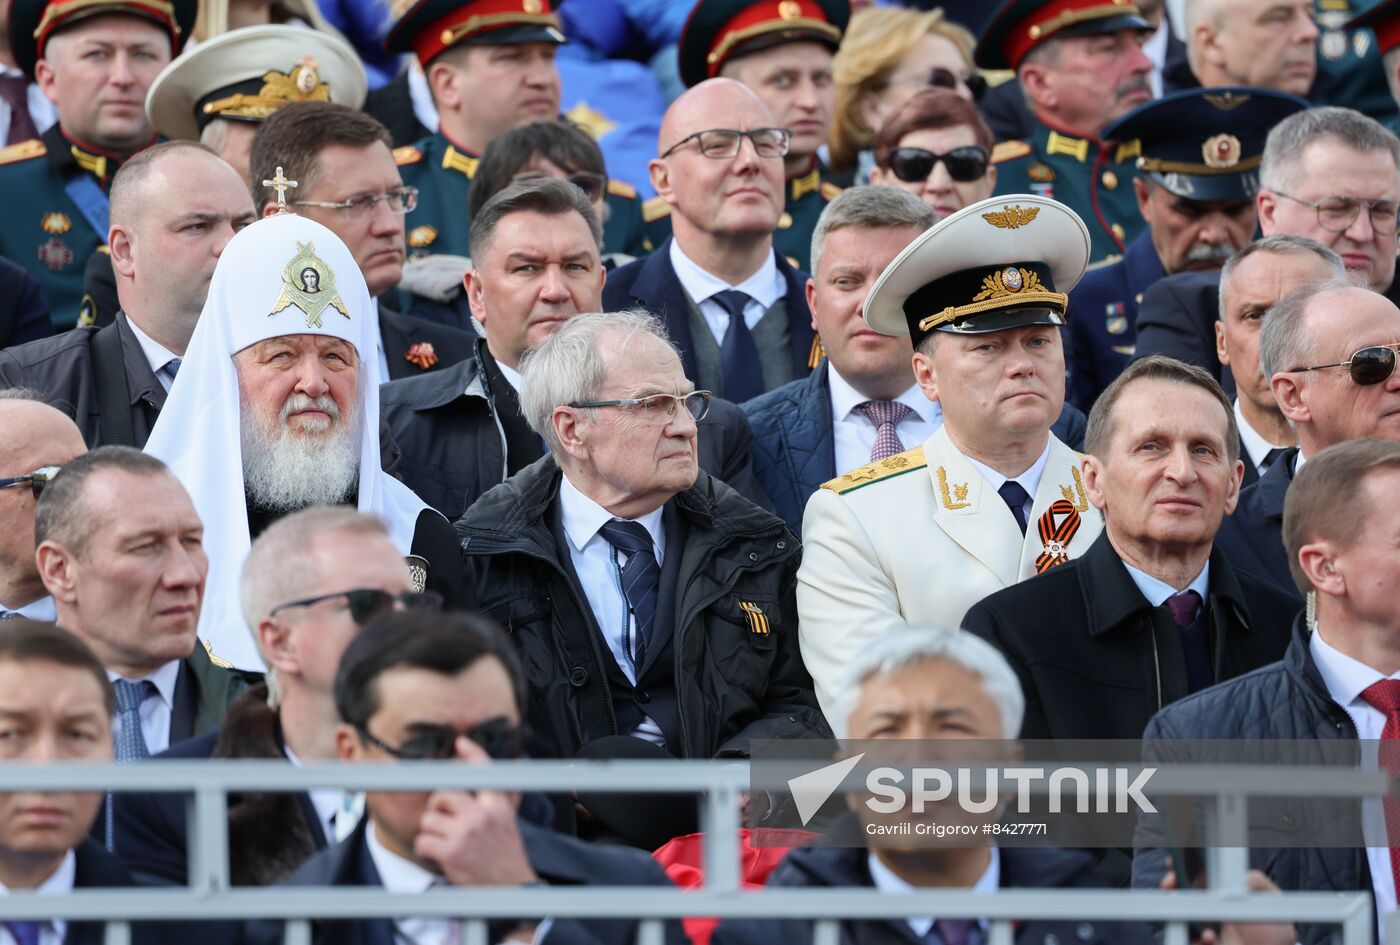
468;176;602;262
519;310;678;453
1258;277;1357;380
809;186;935;275
1217;235;1345;323
1260;107;1400;195
0;387;45;402
830;626;1025;740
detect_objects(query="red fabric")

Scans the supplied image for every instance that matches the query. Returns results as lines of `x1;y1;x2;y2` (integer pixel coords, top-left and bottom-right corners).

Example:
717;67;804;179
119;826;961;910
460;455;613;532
409;0;559;67
999;0;1136;70
1361;679;1400;901
652;829;818;945
705;0;834;78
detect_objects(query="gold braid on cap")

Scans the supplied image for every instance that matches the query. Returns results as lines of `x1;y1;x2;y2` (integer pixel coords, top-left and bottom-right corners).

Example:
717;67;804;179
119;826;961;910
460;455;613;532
917;267;1068;333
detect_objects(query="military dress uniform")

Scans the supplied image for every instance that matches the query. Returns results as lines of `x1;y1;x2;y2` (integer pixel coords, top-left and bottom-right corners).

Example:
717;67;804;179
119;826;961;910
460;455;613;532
795;193;1104;718
642;157;842;271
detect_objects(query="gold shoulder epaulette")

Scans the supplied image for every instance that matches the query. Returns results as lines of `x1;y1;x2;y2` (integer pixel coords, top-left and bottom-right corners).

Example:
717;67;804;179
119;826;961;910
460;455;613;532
820;180;843;201
643;195;671;223
607;179;637;200
990;140;1031;164
0;138;46;166
821;446;927;495
393;145;422;166
1084;253;1123;272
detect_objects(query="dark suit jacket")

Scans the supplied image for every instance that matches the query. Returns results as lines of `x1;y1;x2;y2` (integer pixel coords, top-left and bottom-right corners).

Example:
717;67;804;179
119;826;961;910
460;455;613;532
1066;230;1166;410
60;839;197;945
377;302;476;380
1;253;51;347
601;237;814;397
742;361;1090;530
380;337;772;519
964;531;1300;741
245;817;687;945
1214;446;1299;598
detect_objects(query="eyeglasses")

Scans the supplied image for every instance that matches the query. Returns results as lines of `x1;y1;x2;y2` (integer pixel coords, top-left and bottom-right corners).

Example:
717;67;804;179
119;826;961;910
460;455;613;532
1272;192;1400;234
294;186;419;219
568;391;712;423
1290;343;1400;386
883;66;987;101
0;465;61;499
886;145;990;184
659;127;790;160
268;587;444;624
512;170;608;203
356;716;526;761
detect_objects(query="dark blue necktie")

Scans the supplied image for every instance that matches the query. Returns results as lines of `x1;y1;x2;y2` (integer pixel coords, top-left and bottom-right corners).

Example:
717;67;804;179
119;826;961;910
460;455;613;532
712;289;764;403
3;922;41;945
598;520;660;668
997;480;1030;535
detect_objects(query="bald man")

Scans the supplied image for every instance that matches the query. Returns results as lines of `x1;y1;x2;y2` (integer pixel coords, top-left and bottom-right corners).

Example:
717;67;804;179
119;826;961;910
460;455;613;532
0;392;87;620
602;77;816;404
0;140;256;447
1182;0;1317;94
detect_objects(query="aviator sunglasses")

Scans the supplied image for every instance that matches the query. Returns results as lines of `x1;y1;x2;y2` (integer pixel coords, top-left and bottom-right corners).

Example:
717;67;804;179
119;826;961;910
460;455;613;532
886;145;990;184
1291;343;1400;386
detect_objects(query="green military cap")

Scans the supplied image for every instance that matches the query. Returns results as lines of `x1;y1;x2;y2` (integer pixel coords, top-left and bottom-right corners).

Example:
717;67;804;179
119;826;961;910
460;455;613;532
146;25;368;141
9;0;197;78
677;0;849;88
865;193;1090;343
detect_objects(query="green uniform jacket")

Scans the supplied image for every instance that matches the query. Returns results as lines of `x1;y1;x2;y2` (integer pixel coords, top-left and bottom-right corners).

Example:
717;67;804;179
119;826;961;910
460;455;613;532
991;118;1144;263
0;125;121;329
641;158;842;272
394;132;650;262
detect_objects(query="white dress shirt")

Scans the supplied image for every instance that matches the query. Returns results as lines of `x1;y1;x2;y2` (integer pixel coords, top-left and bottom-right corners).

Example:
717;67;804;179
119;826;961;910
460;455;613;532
1122;561;1210;606
867;848;999;939
284;745;363;843
0;67;56;144
0;849;74;945
366;820;460;945
965;440;1052;526
557;473;667;746
0;596;55;621
495;358;524;393
1310;628;1399;941
668;240;784;346
826;367;941;475
124;317;183;393
107;659;181;756
1142;15;1170;98
1234;401;1289;476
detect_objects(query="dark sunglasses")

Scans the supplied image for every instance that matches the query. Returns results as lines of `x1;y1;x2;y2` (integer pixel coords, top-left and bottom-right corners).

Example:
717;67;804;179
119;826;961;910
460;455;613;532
268;587;444;624
513;169;608;203
889;66;987;100
1291;343;1400;386
887;145;990;183
357;716;526;762
0;465;61;499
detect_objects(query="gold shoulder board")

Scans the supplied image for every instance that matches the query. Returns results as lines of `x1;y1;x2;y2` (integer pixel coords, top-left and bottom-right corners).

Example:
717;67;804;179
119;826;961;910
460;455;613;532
642;195;672;223
1084;254;1123;272
393;145;423;166
820;181;843;201
990;140;1032;164
607;179;637;199
820;446;927;495
0;139;47;166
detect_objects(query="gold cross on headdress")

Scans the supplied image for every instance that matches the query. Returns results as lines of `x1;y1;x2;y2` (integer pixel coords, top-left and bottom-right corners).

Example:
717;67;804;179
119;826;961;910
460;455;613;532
263;166;298;213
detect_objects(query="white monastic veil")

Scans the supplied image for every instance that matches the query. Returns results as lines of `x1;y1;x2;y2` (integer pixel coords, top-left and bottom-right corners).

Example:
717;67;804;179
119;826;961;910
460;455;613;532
144;212;428;671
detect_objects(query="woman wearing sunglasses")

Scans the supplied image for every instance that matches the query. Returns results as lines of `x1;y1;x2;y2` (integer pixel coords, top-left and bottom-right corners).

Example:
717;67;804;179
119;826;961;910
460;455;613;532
829;6;981;186
869;89;996;220
470;119;649;263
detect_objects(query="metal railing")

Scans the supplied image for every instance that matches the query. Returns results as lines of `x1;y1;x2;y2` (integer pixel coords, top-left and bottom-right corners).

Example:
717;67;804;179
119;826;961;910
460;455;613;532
0;760;1384;945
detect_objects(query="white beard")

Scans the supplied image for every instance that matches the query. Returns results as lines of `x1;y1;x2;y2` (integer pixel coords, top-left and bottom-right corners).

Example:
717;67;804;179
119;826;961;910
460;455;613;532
241;392;362;512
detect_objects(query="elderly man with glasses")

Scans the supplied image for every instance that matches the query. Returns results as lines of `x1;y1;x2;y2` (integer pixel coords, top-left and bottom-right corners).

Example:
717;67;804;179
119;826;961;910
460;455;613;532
251;102;478;378
1216;279;1400;597
109;506;435;887
457;311;827;779
604;78;818;404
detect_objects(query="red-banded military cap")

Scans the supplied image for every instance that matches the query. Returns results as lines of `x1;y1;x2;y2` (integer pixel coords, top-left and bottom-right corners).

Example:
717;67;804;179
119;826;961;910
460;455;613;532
677;0;849;88
9;0;197;79
384;0;565;69
1347;0;1400;56
974;0;1149;71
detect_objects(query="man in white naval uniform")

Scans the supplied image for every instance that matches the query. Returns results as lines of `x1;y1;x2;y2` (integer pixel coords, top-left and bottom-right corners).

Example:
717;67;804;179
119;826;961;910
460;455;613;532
797;194;1104;719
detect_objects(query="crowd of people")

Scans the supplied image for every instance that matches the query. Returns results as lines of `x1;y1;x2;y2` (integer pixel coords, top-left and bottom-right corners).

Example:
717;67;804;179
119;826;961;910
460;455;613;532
2;0;1400;941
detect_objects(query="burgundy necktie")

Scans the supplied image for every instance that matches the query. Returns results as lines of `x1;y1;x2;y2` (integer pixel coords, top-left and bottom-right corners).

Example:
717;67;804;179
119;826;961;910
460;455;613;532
1165;590;1203;626
0;74;39;145
1360;679;1400;899
934;918;974;945
855;400;912;462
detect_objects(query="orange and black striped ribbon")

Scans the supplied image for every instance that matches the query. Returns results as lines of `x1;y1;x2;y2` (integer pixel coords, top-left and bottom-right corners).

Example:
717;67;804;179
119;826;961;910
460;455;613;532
1034;499;1080;574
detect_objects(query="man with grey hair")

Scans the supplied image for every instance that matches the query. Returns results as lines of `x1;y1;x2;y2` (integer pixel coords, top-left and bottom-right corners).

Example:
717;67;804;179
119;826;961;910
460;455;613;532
0;389;85;620
966;355;1298;742
382;177;770;520
744;187;1086;529
111;506;424;886
457;310;826;779
0;141;257;447
1216;279;1400;593
1135;106;1400;384
1216;236;1343;486
1181;0;1317;93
